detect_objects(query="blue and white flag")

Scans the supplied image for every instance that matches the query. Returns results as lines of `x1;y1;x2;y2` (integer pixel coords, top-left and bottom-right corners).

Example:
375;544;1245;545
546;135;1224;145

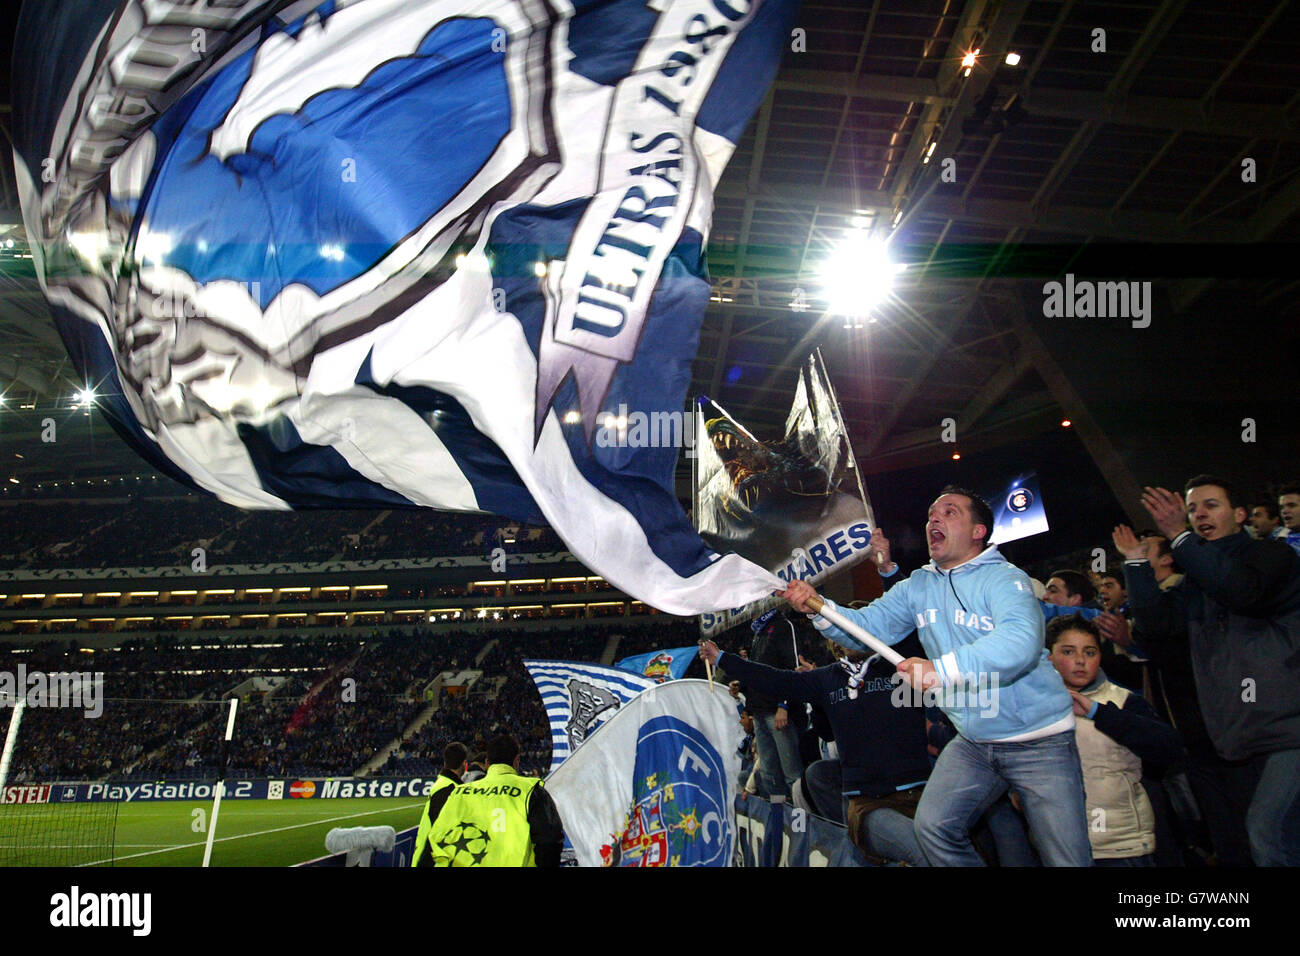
547;679;741;866
615;645;699;683
13;0;796;615
523;659;655;775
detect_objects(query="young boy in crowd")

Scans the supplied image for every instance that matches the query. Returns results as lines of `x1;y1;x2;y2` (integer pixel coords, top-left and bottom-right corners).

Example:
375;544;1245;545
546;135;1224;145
1047;614;1183;866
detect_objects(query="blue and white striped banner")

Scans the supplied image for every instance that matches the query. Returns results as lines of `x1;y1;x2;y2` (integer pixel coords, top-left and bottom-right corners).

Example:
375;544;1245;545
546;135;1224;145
524;659;656;775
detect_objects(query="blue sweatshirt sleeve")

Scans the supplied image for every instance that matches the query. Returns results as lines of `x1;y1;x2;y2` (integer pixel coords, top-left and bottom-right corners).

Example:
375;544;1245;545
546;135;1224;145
936;565;1045;686
808;578;918;653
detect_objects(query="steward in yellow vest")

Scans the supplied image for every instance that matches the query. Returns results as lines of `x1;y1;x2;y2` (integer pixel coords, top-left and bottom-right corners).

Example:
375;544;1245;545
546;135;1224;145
412;741;469;867
423;733;565;867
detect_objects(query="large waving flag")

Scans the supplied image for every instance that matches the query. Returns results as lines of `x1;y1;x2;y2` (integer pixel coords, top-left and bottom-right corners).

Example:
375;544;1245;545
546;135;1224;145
547;679;741;866
695;351;875;635
523;659;655;775
12;0;796;615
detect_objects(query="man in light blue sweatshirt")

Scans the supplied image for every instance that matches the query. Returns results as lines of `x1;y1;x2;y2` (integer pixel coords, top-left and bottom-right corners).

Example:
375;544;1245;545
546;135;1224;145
781;485;1092;866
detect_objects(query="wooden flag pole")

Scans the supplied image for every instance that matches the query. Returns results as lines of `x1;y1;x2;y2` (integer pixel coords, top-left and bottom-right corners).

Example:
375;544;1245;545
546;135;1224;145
803;594;905;666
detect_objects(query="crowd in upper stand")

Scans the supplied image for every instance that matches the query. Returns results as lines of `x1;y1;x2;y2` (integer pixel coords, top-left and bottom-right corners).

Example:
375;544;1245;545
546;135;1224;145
3;621;700;783
0;496;563;569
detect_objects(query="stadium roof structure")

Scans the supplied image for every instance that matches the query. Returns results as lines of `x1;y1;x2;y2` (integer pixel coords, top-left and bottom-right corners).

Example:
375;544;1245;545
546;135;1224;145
0;1;1297;524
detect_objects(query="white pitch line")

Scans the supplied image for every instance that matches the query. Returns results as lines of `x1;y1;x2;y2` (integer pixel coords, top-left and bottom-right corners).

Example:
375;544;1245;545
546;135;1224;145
77;802;424;866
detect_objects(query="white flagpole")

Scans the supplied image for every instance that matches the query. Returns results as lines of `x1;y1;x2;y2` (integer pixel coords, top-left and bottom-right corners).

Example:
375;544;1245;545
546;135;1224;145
803;595;904;666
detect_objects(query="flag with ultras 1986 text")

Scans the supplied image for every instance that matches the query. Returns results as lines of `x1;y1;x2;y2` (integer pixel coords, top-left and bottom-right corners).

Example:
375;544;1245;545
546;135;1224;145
12;0;798;614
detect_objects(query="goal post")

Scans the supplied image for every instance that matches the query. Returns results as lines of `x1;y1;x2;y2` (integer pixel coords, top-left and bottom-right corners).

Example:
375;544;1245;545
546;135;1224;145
0;692;234;866
0;696;27;795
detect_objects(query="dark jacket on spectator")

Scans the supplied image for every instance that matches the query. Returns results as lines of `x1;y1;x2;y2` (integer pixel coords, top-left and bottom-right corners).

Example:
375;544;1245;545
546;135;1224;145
739;620;802;715
1125;530;1300;761
717;638;930;799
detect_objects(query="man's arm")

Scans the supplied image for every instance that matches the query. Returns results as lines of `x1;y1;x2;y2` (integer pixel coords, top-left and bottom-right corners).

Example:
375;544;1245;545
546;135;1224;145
1122;560;1190;666
1169;533;1295;614
1091;693;1184;773
935;566;1045;686
708;648;825;704
782;577;918;653
418;785;457;868
528;784;565;868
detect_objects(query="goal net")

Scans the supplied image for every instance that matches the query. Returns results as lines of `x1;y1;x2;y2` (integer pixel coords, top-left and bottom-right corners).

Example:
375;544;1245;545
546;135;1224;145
0;690;233;866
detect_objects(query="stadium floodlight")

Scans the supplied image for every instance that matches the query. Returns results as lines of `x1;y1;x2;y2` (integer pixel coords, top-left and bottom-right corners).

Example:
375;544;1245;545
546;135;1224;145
819;232;899;317
75;387;97;407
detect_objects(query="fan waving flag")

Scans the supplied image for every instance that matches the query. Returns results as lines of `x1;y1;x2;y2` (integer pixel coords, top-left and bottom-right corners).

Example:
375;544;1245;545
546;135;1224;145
12;0;797;615
523;659;655;775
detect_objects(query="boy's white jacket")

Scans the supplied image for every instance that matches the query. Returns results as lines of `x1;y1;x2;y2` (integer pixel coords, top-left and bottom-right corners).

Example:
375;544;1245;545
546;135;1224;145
813;545;1074;742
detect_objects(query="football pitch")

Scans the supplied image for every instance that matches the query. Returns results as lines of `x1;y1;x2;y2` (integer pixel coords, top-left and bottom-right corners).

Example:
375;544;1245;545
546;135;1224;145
0;798;425;867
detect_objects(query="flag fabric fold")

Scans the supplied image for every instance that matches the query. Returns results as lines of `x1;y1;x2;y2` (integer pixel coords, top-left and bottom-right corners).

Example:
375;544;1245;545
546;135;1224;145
614;645;699;682
13;0;798;614
523;658;656;775
546;678;742;866
695;351;875;635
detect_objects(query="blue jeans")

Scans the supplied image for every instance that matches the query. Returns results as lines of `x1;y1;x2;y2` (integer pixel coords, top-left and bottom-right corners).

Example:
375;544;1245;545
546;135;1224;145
862;805;928;867
753;711;803;799
914;731;1092;866
803;759;845;825
1246;748;1300;866
983;794;1040;866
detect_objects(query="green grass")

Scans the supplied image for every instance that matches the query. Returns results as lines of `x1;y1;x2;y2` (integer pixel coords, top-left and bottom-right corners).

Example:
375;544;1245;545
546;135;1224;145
1;798;425;867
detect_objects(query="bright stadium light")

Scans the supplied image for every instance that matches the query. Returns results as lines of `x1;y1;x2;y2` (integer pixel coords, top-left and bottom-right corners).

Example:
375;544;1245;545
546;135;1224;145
819;232;899;316
75;387;97;407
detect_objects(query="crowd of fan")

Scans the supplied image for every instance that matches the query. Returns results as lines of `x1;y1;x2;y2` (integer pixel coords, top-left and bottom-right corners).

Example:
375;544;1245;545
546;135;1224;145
0;495;563;570
3;621;695;783
711;476;1300;867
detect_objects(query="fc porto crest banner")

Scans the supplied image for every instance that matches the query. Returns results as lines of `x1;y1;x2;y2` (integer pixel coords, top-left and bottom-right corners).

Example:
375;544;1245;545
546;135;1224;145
695;351;874;636
614;645;698;682
12;0;798;615
546;678;741;866
523;659;655;775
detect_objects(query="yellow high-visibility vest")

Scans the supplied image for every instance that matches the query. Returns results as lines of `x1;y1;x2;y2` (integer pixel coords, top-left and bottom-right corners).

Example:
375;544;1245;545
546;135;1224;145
411;773;459;867
427;765;542;867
